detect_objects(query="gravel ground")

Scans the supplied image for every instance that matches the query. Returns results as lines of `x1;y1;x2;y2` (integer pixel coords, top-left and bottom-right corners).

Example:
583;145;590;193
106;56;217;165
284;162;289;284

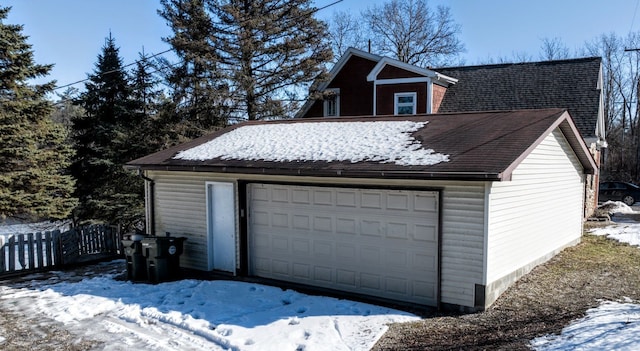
0;260;121;350
0;305;100;351
372;228;640;350
0;224;638;350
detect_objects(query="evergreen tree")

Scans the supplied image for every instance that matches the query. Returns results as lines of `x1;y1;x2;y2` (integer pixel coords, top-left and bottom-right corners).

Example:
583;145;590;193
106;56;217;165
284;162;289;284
0;6;77;221
71;34;143;229
159;0;332;121
51;87;84;131
129;52;165;157
158;0;231;138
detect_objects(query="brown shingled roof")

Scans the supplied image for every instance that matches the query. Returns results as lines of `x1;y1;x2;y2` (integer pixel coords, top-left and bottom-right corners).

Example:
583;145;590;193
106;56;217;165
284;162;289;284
435;57;602;140
126;109;596;181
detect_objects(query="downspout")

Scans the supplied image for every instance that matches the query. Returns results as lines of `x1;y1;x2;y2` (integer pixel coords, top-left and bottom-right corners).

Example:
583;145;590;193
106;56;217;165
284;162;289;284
138;170;155;236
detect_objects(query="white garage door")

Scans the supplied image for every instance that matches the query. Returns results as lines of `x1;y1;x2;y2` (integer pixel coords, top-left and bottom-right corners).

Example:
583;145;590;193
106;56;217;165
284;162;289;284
248;183;439;306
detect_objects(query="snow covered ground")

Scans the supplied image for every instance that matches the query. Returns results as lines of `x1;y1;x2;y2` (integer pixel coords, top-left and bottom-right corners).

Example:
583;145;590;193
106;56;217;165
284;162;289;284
0;266;419;350
0;219;419;350
2;203;640;350
0;220;71;238
530;201;640;350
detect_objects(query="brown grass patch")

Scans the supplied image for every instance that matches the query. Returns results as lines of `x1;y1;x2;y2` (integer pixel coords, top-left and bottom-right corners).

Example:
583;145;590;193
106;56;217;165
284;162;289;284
372;234;640;350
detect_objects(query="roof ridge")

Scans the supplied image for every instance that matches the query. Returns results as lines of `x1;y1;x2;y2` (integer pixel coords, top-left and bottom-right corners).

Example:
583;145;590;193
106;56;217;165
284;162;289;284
433;56;601;71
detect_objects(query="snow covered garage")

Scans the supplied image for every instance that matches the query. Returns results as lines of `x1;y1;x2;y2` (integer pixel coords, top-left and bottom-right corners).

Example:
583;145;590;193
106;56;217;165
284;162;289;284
126;108;596;311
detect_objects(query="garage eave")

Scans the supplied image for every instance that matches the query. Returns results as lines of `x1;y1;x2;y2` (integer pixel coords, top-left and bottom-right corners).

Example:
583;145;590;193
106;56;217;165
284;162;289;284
126;164;504;181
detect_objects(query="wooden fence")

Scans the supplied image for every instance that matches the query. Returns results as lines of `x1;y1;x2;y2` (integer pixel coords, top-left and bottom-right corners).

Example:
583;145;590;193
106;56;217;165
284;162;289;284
0;224;121;278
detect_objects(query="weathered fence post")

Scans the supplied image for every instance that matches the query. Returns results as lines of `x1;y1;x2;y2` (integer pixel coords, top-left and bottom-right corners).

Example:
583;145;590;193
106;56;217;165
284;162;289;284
36;233;44;269
8;236;15;272
0;236;5;273
52;229;62;267
17;234;25;269
45;231;54;267
27;233;35;269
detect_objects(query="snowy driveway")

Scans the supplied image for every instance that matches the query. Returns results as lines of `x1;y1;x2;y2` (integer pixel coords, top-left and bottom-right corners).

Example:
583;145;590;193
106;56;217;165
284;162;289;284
0;262;418;350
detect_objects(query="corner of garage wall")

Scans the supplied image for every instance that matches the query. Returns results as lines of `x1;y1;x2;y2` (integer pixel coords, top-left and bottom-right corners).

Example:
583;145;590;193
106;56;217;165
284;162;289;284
482;236;581;309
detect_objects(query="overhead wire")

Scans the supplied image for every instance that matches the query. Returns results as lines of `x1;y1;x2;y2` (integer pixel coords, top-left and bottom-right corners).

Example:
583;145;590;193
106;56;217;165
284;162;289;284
51;0;344;106
53;48;174;91
631;0;640;34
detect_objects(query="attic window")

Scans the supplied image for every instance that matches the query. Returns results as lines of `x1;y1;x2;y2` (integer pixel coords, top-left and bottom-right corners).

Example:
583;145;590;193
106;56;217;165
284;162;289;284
323;88;340;117
395;92;417;115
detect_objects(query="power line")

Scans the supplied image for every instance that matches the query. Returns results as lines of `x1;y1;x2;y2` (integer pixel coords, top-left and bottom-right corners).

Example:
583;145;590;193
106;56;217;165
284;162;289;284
632;0;640;34
53;0;343;92
53;48;174;91
316;0;343;13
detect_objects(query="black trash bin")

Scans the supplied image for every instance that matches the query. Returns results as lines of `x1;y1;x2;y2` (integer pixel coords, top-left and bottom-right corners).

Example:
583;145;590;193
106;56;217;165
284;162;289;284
122;237;147;281
141;235;186;283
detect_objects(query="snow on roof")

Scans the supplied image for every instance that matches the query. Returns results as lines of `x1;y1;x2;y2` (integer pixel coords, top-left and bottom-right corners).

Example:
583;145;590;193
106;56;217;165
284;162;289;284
174;121;449;166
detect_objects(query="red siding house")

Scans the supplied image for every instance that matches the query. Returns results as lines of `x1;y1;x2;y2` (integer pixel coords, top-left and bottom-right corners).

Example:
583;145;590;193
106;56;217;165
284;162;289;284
298;47;606;217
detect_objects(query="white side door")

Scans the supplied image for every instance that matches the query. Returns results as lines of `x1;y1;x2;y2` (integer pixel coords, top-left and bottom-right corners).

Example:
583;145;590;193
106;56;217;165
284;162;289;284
206;181;236;273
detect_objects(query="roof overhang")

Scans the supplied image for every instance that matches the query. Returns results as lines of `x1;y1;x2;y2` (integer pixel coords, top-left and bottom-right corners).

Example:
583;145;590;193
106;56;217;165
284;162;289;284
499;110;597;180
366;57;458;86
127;109;597;182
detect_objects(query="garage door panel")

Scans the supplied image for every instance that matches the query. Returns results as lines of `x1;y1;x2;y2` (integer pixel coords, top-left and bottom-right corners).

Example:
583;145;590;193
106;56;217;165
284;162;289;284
272;236;289;252
252;211;270;226
336;191;357;207
293;214;311;230
253;257;271;274
385;249;408;268
271;187;289;202
414;281;436;298
313;240;333;257
313;190;333;205
361;192;383;209
386;277;409;294
291;238;310;255
313;216;333;232
249;184;439;306
292;188;311;204
292;263;311;279
336;243;357;262
272;212;289;228
337;269;356;287
387;222;409;239
387;193;410;210
360;219;383;237
415;224;437;242
336;218;357;234
414;251;437;271
272;259;289;276
314;266;333;282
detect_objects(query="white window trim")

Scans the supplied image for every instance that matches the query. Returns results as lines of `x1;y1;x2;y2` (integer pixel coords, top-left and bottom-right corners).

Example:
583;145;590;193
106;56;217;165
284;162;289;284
394;92;417;115
374;77;430;85
323;88;340;117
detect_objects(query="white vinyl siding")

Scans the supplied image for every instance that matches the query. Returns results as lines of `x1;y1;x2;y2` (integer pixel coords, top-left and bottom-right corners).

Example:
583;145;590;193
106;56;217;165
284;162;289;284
438;182;487;307
146;171;488;308
485;129;584;305
149;171;209;270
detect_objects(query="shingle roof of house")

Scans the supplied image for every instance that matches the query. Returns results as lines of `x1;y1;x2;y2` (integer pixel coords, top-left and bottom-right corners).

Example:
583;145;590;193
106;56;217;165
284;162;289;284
434;57;602;140
127;108;596;181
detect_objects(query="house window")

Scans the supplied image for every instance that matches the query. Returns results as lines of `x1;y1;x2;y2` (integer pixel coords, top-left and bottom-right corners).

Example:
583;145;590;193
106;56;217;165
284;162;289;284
323;88;340;117
394;92;417;115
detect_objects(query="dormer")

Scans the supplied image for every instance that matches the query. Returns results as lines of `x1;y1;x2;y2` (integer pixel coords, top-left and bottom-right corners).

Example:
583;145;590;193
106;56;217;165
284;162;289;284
296;48;456;118
366;57;457;116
